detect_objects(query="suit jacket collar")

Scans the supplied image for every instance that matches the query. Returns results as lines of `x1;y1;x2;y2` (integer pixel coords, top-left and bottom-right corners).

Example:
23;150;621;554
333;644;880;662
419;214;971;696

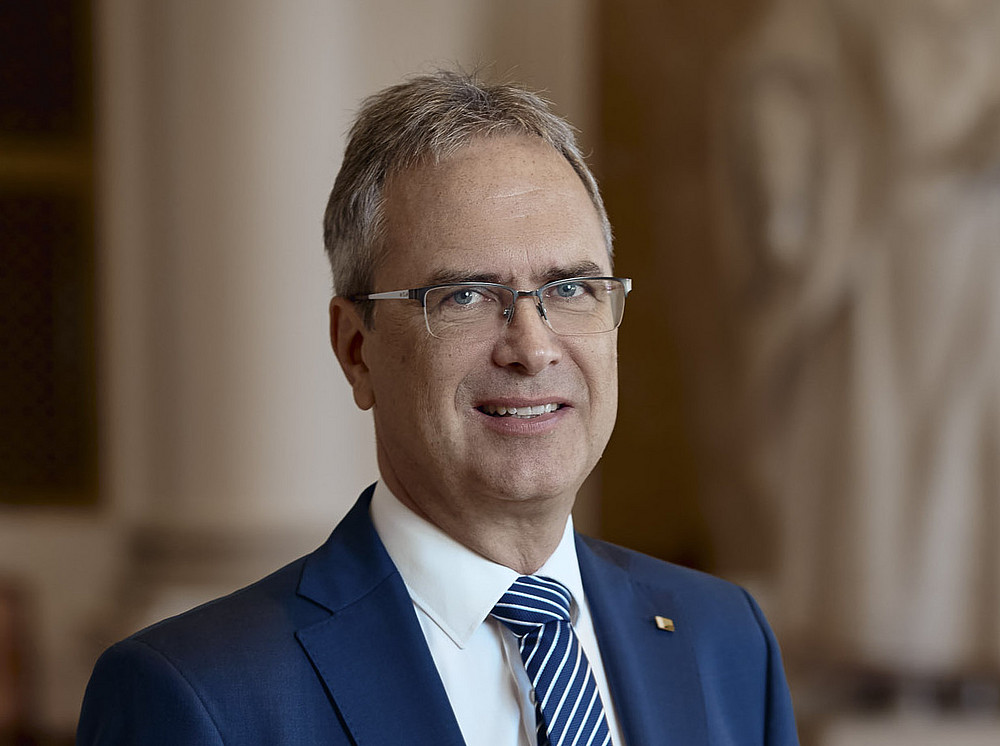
294;485;465;745
577;535;710;745
292;488;709;745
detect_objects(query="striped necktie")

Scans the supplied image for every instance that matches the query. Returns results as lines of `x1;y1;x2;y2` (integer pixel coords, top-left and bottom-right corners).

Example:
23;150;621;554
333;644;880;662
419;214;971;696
491;575;612;746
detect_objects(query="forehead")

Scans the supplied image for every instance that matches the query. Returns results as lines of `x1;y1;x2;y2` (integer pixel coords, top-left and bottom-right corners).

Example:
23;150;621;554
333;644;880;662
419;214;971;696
377;135;610;288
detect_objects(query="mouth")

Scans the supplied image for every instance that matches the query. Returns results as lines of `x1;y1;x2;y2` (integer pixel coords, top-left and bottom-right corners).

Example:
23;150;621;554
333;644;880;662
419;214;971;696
477;403;563;419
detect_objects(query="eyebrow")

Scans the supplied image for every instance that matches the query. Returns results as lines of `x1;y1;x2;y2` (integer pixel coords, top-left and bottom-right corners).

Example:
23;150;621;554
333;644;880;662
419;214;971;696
426;260;607;287
427;269;506;285
539;261;605;283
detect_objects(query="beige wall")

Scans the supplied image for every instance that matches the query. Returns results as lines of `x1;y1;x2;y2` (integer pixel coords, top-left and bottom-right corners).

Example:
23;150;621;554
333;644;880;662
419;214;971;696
0;0;598;733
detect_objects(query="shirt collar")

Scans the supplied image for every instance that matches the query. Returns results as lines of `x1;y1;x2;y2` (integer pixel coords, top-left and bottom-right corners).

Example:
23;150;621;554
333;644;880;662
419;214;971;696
370;481;585;649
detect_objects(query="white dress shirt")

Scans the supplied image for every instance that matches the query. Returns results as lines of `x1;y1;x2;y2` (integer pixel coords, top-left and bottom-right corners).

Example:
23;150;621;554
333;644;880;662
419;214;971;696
370;481;625;746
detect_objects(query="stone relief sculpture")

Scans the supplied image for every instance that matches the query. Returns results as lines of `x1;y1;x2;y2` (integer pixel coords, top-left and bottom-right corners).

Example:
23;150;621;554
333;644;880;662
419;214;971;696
719;0;1000;679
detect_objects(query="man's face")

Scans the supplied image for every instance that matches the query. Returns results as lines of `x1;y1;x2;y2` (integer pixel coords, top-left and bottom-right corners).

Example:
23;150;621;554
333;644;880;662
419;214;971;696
341;135;619;526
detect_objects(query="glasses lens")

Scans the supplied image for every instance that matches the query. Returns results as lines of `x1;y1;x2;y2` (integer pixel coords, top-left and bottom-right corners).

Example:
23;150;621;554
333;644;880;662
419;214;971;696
540;278;627;335
423;284;513;339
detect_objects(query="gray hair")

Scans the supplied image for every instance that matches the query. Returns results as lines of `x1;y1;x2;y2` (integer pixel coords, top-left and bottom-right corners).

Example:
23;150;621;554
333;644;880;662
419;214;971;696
322;70;612;320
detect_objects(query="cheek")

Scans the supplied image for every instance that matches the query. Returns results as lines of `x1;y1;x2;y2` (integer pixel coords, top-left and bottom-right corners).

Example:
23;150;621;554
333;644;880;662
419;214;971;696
378;338;468;415
370;312;434;369
582;349;620;432
581;338;619;388
433;341;492;398
367;336;422;411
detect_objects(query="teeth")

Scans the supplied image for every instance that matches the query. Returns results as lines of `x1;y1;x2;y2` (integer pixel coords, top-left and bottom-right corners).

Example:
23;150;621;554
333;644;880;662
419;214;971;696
481;403;560;417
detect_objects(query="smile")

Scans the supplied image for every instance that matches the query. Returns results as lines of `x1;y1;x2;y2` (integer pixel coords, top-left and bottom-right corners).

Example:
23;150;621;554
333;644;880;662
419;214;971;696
478;403;562;418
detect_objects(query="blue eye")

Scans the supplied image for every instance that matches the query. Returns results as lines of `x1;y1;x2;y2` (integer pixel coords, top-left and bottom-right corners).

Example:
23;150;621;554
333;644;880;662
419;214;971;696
451;288;482;305
554;282;583;298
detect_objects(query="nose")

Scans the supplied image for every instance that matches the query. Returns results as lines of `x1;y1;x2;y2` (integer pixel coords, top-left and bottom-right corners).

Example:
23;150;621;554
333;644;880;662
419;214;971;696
491;295;562;375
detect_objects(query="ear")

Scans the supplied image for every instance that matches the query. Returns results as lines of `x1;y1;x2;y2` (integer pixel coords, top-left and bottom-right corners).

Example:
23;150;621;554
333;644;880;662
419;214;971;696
329;296;375;410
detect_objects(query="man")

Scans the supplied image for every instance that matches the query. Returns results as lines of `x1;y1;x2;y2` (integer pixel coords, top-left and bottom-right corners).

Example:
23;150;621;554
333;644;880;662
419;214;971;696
78;71;798;745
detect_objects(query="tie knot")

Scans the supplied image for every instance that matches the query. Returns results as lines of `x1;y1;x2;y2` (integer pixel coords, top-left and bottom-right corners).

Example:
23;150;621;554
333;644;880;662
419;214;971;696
491;575;573;638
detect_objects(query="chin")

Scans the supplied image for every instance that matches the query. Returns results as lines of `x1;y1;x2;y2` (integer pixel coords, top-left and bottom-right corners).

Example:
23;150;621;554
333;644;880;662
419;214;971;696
461;438;597;502
480;466;584;505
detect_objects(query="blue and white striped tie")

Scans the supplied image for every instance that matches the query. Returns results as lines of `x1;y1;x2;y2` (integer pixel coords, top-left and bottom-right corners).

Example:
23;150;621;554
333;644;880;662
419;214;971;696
491;575;612;746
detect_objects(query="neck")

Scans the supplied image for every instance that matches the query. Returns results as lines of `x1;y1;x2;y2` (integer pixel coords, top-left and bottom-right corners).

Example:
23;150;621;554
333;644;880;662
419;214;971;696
448;505;571;575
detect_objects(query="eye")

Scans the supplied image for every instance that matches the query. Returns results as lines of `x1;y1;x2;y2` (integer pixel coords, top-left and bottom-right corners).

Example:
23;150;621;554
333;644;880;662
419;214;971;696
553;281;586;298
448;287;486;306
433;285;505;311
545;280;594;300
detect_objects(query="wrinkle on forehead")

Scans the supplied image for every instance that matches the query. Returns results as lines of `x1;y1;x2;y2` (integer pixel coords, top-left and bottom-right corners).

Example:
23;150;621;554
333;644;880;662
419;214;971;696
485;186;553;222
388;136;581;210
491;185;546;199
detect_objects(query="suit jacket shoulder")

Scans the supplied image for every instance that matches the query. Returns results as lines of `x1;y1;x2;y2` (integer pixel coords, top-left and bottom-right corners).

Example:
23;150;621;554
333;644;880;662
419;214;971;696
577;535;799;745
77;487;463;746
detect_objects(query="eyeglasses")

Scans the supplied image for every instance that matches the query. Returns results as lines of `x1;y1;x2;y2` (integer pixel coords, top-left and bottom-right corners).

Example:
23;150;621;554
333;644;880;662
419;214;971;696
353;276;632;340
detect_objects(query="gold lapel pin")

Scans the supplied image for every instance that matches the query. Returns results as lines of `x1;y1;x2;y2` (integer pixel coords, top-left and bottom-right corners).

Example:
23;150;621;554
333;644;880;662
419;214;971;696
654;615;675;632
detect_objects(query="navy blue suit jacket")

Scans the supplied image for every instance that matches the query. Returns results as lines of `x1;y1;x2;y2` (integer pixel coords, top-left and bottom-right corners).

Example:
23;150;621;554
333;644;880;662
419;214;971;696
77;486;798;744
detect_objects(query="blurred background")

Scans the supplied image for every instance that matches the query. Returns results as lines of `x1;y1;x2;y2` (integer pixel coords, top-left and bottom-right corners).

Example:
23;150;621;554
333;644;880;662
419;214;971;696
1;0;998;743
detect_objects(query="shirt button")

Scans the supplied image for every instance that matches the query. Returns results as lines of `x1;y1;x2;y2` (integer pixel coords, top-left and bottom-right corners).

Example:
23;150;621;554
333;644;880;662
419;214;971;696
530;690;537;705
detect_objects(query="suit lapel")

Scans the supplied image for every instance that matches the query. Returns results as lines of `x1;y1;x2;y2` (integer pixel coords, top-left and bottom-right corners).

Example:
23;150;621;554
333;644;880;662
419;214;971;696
577;536;709;746
295;488;465;746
